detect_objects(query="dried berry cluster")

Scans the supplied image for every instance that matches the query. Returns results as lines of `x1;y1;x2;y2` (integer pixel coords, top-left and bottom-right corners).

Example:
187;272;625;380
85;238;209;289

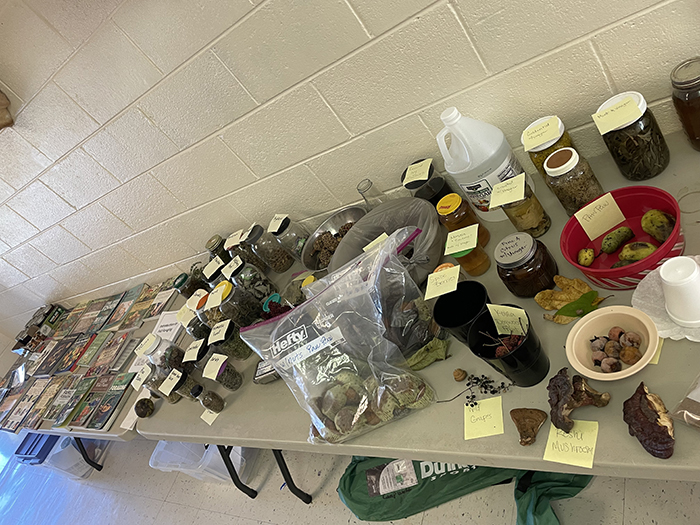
261;301;293;320
463;373;513;407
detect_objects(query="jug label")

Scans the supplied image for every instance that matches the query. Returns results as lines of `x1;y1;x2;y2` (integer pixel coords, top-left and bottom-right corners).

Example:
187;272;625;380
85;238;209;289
458;153;522;212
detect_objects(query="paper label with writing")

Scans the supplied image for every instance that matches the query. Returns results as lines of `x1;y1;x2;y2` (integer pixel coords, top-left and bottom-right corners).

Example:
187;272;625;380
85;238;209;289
403;158;432;186
158;369;182;396
489;173;525;209
221;256;244;280
277;327;345;370
201;409;221;426
205;284;226;310
131;364;151;391
186;289;208;310
592;96;643;135
208;320;230;345
486;304;528;336
543;420;599;469
176;305;197;328
523;117;560;151
268;214;288;234
134;333;157;356
203;353;228;380
203;256;224;279
424;265;460;301
184;339;205;363
464;396;504;440
224;230;243;250
241;224;256;243
444;224;479;256
650;337;663;365
574;193;626;241
362;232;389;252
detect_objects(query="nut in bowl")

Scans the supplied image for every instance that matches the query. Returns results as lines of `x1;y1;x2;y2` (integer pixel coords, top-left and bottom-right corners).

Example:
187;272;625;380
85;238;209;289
565;305;658;381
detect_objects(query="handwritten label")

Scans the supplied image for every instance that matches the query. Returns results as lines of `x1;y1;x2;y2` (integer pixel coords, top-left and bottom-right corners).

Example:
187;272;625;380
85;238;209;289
134;333;157;356
277;327;345;370
222;255;244;280
184;339;205;363
523;117;560;151
201;409;221;426
224;230;243;250
574;193;626;241
363;232;389;252
203;353;228;380
131;364;151;391
464;396;504;440
158;369;182;396
489;173;525;209
403;158;432;186
203;256;224;279
208;320;230;345
486;304;528;336
444;224;479;256
424;265;460;301
592;96;643;135
543;420;599;469
650;337;663;365
205;284;226;310
176;305;196;328
268;214;288;234
241;223;256;243
186;289;208;310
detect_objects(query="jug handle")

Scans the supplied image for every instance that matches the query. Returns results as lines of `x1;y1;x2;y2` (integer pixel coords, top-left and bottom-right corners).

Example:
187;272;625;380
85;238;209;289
436;128;453;165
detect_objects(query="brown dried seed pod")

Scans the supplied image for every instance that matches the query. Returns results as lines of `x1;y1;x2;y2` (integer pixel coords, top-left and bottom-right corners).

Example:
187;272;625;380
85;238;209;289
620;331;642;348
604;340;622;359
453;368;467;382
620;346;642;366
608;326;625;342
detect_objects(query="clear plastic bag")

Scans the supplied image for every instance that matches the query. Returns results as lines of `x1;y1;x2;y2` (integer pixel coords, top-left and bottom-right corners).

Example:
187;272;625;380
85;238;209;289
240;229;436;444
671;372;700;431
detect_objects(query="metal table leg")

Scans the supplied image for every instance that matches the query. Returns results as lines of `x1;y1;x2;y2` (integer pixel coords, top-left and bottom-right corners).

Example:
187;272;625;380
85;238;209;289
217;445;258;499
74;437;103;471
273;449;312;504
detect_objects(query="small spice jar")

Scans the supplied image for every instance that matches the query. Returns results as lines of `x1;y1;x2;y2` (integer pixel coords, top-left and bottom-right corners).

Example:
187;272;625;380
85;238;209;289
671;58;700;151
597;91;670;181
544;148;604;216
228;258;277;301
245;225;294;273
191;385;226;413
436;193;490;248
205;234;232;264
210;320;253;361
143;366;182;404
225;233;269;272
172;371;202;401
500;181;551;238
272;218;309;261
219;283;263;327
214;360;244;391
448;241;491;277
494;233;558;298
521;116;573;180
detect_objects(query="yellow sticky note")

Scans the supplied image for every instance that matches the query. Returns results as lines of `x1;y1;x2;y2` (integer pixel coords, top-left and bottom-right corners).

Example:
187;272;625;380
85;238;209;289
201;409;221;426
650;338;664;365
489;173;526;209
159;369;182;396
444;224;479;256
523;117;561;151
203;353;228;380
176;304;196;328
208;320;230;345
363;232;389;252
592;96;643;135
464;396;504;440
131;364;151;391
543;420;599;469
221;255;243;280
268;214;288;234
224;229;243;250
403;158;432;186
574;193;626;241
425;265;460;301
486;304;528;336
184;339;205;363
203;256;224;279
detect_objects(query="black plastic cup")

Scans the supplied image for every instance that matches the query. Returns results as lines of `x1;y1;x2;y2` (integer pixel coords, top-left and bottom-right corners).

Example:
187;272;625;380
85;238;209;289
432;281;490;345
467;306;549;387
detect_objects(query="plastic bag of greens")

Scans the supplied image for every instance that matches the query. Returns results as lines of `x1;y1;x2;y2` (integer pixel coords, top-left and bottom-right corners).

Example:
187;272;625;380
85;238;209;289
240;228;436;444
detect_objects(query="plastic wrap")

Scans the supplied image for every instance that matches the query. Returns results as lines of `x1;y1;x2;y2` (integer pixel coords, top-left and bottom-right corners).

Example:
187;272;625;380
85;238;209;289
240;229;436;444
671;372;700;430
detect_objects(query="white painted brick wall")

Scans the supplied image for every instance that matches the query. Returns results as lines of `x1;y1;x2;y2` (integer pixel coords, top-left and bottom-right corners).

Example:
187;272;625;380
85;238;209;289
0;0;690;335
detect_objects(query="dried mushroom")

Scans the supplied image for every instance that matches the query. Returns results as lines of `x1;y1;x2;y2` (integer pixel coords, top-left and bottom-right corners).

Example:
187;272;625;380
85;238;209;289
623;382;674;459
453;368;467;382
510;408;548;446
547;367;610;432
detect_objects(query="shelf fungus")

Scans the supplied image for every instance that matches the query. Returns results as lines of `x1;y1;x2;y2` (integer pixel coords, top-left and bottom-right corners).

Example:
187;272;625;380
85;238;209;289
510;408;548;446
547;367;611;433
623;382;675;459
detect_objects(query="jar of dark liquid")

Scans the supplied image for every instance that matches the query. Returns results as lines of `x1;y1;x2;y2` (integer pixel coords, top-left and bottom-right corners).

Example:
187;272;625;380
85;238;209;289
494;233;557;298
671;57;700;151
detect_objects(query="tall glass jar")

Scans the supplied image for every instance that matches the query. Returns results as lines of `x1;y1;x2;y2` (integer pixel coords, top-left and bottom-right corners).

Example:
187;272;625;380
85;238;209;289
671;57;700;151
205;235;232;264
137;334;184;372
245;225;294;273
174;264;207;298
521;116;573;180
229;258;277;301
172;371;203;401
273;218;309;261
436;193;490;247
219;284;263;327
494;233;558;297
597;91;670;181
500;181;551;238
357;178;390;210
225;232;269;272
544;148;604;216
213;360;243;391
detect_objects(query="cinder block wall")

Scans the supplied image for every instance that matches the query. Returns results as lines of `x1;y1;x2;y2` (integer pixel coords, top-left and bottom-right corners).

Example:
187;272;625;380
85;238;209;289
0;0;691;339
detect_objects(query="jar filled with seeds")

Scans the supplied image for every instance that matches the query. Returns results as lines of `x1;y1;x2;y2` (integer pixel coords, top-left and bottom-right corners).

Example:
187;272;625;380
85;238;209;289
272;217;309;261
245;225;294;273
521;116;573;180
500;181;551;238
228;258;277;301
172;371;203;401
191;385;226;413
219;282;263;327
205;234;232;264
544;148;604;216
210;321;253;360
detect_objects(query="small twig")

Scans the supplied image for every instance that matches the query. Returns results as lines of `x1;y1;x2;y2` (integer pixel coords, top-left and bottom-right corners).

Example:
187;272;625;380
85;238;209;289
437;386;473;403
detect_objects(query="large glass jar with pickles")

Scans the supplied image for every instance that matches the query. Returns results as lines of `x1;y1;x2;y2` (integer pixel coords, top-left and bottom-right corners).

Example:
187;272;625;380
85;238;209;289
521;116;572;179
436;193;490;248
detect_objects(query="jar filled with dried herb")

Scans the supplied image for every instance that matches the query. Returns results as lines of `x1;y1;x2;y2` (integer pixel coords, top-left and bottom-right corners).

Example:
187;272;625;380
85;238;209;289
219;284;263;327
544;148;604;216
205;234;232;264
202;256;226;289
671;58;700;151
246;225;294;273
174;264;207;298
203;283;230;327
211;321;253;360
597;91;670;181
139;334;184;372
163;344;195;374
144;366;182;404
272;218;309;261
215;361;243;391
229;259;277;301
191;385;226;413
437;193;490;247
494;233;557;297
521;116;573;180
186;316;211;340
225;233;269;272
172;371;202;401
500;181;551;238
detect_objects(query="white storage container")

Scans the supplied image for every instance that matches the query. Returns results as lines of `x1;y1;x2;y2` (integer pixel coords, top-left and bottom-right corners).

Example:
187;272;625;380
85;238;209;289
43;437;111;480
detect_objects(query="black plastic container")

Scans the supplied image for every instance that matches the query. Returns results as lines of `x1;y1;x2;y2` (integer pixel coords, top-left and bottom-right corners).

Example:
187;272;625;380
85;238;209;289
432;281;489;345
415;176;455;206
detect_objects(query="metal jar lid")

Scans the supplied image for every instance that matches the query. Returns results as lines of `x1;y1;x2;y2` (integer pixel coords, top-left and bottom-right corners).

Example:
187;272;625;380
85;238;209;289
671;57;700;90
494;233;536;269
205;234;224;254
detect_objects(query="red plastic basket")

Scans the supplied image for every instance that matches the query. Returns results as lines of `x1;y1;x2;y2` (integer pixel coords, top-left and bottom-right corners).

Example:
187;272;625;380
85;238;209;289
560;186;685;290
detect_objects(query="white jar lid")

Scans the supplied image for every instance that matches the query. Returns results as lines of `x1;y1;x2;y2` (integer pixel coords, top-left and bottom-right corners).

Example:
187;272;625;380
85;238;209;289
543;147;579;177
596;91;647;131
521;116;565;152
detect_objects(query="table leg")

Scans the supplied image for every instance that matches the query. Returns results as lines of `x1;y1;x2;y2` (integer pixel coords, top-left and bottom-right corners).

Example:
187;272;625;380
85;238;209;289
272;449;312;504
217;445;258;499
73;437;103;471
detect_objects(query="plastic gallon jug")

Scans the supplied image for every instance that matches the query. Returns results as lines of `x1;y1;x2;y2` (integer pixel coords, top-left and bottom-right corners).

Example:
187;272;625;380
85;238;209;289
437;107;523;222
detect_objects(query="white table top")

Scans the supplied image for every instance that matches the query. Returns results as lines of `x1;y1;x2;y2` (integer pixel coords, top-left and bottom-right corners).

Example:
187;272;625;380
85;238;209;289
136;131;700;481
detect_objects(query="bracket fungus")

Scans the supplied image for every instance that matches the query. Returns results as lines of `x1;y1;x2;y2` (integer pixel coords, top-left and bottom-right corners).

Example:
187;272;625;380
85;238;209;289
510;408;548;446
547;367;611;433
623;382;674;459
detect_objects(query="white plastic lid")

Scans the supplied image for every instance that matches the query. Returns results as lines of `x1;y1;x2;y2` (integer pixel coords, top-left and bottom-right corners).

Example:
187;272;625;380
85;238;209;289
494;233;536;268
135;333;161;356
596;91;647;131
544;147;579;177
521;116;565;152
440;107;462;126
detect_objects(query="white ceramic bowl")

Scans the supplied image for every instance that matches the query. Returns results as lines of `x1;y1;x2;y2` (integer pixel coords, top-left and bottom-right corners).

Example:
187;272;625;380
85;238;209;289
565;305;659;381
